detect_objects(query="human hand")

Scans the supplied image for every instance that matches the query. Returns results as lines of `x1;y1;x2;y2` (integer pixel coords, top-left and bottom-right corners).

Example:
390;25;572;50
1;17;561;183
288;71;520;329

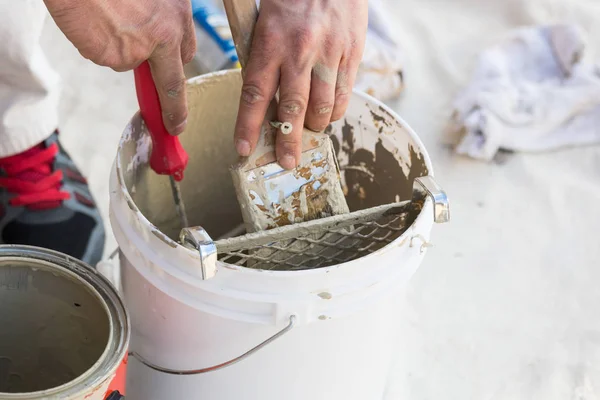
44;0;196;135
233;0;368;169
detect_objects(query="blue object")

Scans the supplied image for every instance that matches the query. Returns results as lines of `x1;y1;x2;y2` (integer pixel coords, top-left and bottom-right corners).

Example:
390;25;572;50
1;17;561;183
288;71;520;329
190;0;239;65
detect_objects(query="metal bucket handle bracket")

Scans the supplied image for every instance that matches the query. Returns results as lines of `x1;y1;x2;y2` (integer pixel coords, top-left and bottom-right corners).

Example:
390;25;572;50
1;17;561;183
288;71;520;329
129;315;296;375
414;176;450;224
180;226;218;280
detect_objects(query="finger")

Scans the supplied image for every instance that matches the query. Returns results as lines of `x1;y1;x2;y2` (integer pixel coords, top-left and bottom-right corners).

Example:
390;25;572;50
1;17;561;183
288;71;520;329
148;46;188;135
181;10;197;65
305;61;339;132
276;64;312;169
233;33;281;157
331;43;363;121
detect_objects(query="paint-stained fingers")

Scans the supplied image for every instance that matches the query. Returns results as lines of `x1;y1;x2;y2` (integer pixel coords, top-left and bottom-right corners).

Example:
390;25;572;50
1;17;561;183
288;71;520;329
233;51;281;157
331;56;361;122
305;62;339;132
275;65;312;170
148;48;188;135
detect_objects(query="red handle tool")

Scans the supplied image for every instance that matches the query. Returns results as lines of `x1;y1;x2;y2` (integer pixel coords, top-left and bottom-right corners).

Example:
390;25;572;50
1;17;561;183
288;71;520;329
133;61;188;182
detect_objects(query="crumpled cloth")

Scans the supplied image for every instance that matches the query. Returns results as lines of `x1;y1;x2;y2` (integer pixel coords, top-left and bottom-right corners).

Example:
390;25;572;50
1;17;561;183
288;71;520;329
451;24;600;161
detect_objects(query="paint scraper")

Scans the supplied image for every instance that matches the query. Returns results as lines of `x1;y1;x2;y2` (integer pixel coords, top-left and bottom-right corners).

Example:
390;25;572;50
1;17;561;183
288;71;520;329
224;0;349;233
134;61;189;229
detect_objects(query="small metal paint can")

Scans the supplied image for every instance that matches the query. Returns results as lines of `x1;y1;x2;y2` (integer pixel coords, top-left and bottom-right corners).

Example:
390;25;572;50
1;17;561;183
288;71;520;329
0;245;129;400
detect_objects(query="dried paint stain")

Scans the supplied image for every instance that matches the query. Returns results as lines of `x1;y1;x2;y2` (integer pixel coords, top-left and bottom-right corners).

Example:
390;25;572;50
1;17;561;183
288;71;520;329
333;118;428;212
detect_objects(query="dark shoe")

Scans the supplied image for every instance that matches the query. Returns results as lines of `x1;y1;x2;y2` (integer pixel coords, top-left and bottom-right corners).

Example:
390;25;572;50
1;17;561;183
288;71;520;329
0;131;105;265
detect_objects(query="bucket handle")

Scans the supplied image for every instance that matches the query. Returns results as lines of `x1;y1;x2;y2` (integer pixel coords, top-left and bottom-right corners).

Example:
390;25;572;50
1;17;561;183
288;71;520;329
128;314;296;375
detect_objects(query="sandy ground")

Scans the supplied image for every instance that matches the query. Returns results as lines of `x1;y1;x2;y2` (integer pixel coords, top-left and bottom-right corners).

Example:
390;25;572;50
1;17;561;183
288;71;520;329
42;0;600;399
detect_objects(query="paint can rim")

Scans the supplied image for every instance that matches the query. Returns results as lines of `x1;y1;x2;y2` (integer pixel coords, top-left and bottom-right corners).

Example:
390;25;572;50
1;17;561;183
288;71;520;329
0;245;130;399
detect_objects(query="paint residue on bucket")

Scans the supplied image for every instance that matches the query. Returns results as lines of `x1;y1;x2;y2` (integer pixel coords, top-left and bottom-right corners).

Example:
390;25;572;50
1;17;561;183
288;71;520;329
118;71;430;249
327;115;428;212
126;122;152;174
318;292;333;300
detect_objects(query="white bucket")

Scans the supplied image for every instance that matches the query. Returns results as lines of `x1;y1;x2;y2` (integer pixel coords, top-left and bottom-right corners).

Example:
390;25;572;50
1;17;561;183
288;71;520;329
0;245;129;400
109;69;448;399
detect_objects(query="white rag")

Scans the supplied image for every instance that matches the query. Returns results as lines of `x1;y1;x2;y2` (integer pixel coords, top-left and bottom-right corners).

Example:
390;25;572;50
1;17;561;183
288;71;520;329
452;24;600;161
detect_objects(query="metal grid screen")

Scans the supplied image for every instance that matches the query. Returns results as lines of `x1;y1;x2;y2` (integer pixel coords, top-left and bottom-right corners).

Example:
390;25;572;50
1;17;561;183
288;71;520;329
216;193;425;271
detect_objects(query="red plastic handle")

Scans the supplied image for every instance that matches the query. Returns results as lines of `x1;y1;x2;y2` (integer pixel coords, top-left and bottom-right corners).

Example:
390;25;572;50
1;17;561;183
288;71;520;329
133;61;188;181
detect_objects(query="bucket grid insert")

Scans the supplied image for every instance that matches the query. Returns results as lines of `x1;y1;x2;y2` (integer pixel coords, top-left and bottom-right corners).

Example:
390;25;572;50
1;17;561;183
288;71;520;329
180;176;449;274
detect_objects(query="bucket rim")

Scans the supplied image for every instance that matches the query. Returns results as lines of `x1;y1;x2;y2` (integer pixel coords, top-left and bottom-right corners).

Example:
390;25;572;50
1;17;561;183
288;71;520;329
115;69;435;277
0;245;130;399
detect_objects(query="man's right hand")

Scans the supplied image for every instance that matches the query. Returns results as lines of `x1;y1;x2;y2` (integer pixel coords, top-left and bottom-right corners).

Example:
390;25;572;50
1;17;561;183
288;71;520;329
44;0;197;136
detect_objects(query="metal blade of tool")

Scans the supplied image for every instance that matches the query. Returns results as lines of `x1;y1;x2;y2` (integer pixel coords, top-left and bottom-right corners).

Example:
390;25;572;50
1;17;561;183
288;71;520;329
223;0;350;234
168;175;189;228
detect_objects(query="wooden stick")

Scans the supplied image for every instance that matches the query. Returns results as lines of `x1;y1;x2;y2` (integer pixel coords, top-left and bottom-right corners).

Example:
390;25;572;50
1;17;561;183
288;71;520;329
222;0;259;70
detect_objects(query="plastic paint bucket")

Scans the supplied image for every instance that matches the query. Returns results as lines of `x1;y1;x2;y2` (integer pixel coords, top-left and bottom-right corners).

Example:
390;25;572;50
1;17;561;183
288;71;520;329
110;69;448;399
0;246;129;400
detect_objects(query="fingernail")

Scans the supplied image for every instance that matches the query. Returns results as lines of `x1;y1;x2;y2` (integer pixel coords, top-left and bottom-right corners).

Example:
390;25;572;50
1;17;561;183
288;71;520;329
171;119;187;135
279;155;297;170
307;123;328;132
236;139;251;156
